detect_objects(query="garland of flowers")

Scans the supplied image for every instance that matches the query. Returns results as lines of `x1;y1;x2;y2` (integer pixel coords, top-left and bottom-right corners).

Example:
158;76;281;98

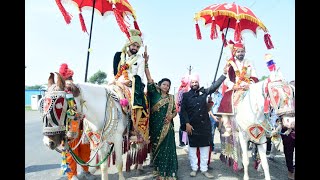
115;63;129;80
235;66;250;87
114;52;139;80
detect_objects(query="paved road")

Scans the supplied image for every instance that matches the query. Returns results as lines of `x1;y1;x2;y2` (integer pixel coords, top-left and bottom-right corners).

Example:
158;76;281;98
26;110;289;180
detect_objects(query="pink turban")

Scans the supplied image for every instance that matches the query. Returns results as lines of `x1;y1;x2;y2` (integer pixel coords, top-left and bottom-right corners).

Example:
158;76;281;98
181;75;190;87
189;73;200;83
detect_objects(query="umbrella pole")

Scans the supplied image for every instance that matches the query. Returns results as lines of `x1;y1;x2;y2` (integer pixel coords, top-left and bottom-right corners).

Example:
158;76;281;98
213;18;231;83
84;0;96;82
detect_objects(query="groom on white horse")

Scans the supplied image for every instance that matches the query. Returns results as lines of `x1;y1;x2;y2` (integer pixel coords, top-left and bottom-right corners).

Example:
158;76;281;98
217;41;259;137
109;29;149;172
216;41;259;172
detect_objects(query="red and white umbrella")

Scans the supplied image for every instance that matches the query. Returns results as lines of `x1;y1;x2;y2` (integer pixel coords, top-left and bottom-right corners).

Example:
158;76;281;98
194;2;274;82
194;2;273;49
55;0;141;82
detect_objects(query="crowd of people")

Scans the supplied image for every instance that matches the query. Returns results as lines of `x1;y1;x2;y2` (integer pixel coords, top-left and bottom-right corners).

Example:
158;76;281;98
58;29;295;180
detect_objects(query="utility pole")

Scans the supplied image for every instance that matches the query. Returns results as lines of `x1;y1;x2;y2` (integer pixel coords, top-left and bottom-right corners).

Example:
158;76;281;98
187;65;193;75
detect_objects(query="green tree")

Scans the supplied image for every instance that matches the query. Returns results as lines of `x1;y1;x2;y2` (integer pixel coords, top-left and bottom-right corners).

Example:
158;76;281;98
88;70;107;84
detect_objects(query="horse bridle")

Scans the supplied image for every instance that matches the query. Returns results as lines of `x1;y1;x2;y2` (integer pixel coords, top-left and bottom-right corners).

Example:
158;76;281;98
41;88;68;136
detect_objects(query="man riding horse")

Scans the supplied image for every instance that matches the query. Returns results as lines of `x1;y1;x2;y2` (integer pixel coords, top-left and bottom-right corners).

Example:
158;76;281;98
217;41;259;137
109;29;149;172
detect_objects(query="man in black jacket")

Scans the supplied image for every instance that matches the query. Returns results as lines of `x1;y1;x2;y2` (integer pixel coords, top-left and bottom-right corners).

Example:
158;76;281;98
180;64;228;178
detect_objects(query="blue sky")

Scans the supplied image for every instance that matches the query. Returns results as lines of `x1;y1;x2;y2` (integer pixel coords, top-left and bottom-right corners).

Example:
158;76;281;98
26;0;294;93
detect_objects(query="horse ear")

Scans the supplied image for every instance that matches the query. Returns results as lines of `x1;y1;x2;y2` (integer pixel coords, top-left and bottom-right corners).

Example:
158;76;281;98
55;72;65;90
48;73;55;88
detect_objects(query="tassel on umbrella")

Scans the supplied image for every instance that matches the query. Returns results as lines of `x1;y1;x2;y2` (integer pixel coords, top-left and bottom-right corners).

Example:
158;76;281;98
133;20;141;35
195;22;202;40
79;9;88;33
264;33;274;49
55;0;72;24
113;7;130;39
210;19;218;40
234;20;242;42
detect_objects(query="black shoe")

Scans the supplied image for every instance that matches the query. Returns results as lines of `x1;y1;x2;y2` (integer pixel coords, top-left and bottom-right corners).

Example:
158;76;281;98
179;143;186;147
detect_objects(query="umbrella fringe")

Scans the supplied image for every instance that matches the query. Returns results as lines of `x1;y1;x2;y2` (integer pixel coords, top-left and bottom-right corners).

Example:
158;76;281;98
121;0;137;19
195;10;213;20
212;11;268;32
55;0;72;24
195;23;202;40
113;8;130;39
238;14;268;32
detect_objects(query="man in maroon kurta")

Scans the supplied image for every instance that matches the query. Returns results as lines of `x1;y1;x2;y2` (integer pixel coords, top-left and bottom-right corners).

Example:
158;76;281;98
216;41;259;137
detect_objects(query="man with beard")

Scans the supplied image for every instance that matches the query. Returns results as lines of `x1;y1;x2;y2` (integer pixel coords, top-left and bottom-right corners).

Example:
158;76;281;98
216;41;259;137
180;64;228;179
109;29;149;173
111;29;145;87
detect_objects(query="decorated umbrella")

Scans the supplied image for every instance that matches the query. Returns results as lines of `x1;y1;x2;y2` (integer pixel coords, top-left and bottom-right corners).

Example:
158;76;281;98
55;0;141;82
194;2;274;82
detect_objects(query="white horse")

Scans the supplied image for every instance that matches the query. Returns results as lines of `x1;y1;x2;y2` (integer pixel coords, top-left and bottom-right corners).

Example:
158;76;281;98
40;72;128;180
230;76;295;180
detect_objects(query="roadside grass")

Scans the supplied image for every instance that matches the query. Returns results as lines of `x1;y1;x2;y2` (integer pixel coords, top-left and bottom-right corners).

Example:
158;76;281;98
25;106;33;111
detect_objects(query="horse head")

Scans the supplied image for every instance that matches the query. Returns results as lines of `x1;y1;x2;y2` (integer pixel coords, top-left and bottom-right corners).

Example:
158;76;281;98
264;76;295;128
40;72;69;150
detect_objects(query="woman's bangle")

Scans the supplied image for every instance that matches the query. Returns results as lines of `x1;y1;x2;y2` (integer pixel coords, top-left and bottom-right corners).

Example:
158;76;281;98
145;64;149;68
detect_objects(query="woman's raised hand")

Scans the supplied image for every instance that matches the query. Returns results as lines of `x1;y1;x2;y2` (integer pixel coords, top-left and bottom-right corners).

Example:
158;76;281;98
143;45;149;63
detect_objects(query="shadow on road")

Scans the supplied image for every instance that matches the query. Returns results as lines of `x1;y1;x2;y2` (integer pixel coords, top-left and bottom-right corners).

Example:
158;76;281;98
25;164;61;173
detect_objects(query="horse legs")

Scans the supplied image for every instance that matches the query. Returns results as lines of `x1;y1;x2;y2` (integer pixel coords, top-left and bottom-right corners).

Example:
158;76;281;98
238;131;250;180
99;145;109;180
114;133;125;180
257;142;271;180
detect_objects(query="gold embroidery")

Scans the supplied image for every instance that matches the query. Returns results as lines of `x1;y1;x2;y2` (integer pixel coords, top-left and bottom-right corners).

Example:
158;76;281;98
153;95;175;161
